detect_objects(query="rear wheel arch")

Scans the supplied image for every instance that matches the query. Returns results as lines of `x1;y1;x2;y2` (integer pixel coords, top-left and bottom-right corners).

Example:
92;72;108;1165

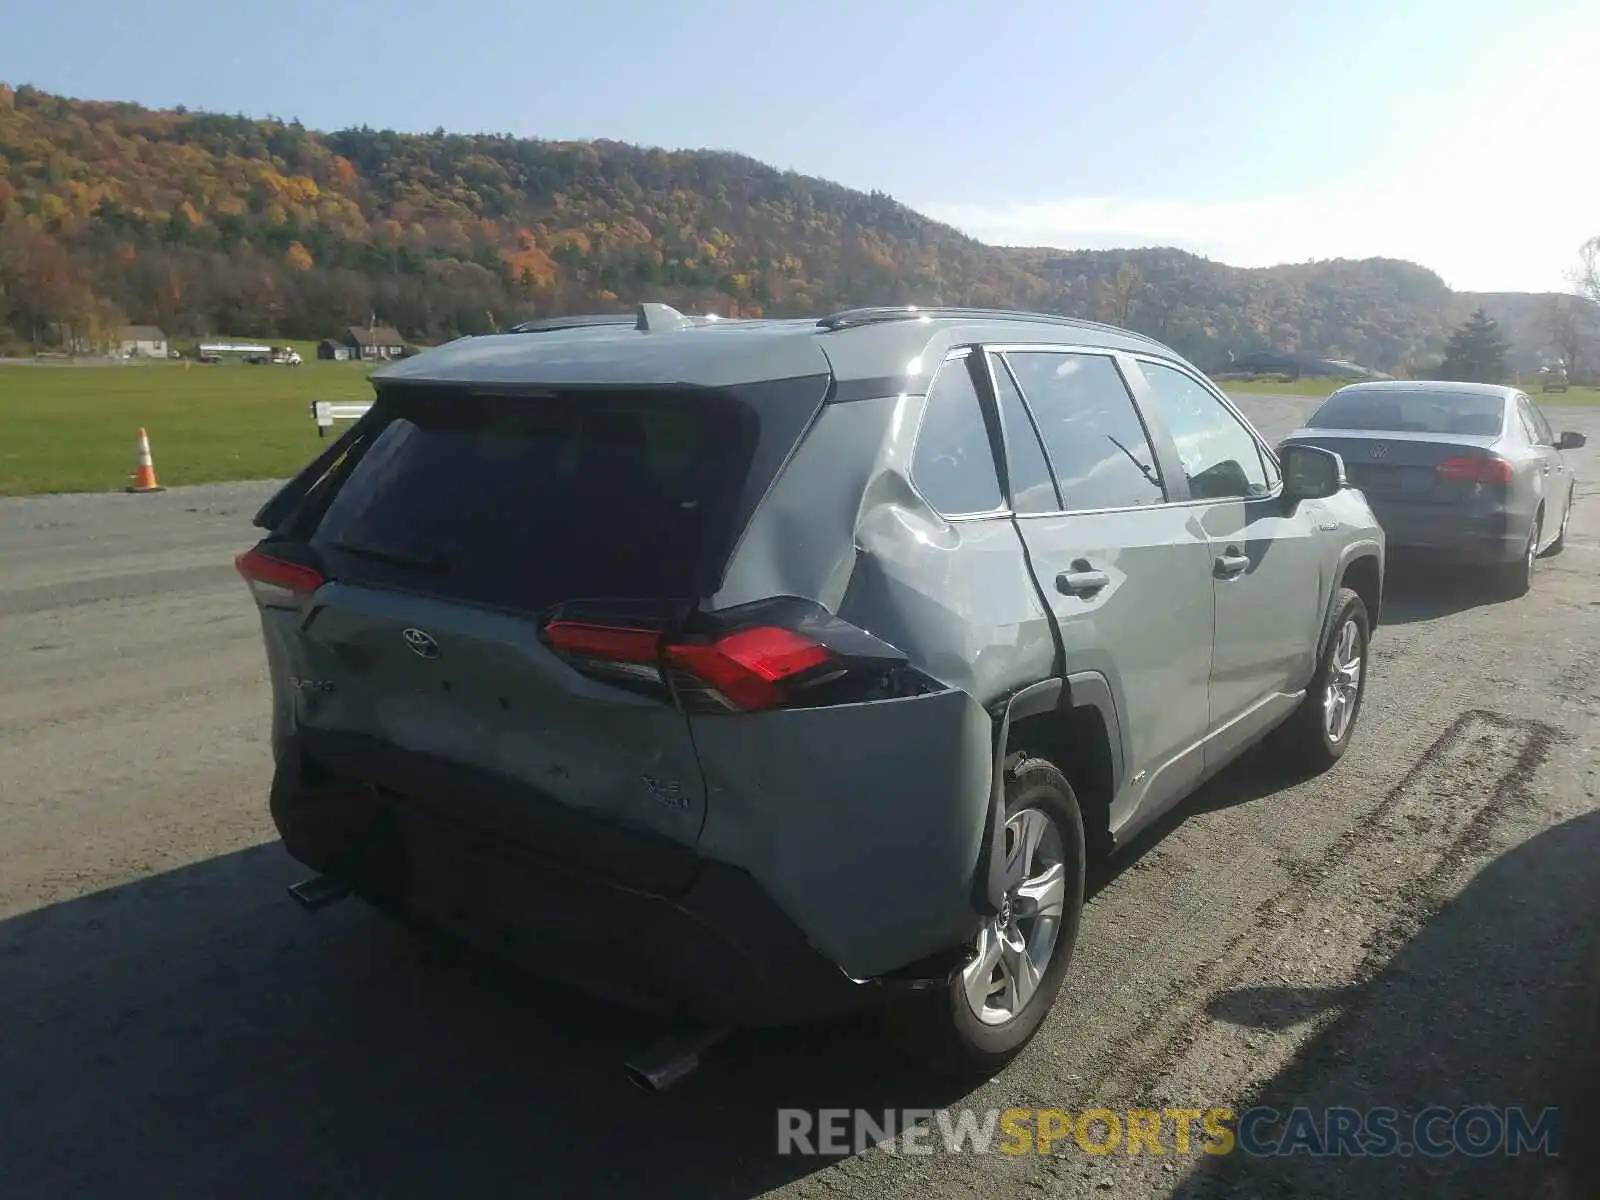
997;673;1123;863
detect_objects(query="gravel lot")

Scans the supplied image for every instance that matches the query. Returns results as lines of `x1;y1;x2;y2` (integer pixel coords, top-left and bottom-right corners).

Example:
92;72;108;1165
2;394;1598;1199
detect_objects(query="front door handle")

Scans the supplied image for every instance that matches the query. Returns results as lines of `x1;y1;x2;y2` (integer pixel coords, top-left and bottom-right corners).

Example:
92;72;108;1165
1215;549;1250;578
1056;564;1110;598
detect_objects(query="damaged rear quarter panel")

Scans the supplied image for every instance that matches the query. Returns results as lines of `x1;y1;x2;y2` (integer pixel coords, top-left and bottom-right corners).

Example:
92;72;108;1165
712;390;1057;703
691;688;994;979
699;388;1059;977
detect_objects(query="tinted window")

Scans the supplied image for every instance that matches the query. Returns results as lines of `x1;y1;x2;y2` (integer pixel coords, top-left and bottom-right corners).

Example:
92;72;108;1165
310;388;769;610
1137;361;1270;500
1519;397;1554;445
911;356;1004;515
1306;388;1506;437
1514;400;1539;444
1005;351;1165;510
988;353;1060;513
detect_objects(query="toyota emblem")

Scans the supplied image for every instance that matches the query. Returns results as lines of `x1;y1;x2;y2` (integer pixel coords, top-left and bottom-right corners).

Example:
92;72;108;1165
402;628;440;660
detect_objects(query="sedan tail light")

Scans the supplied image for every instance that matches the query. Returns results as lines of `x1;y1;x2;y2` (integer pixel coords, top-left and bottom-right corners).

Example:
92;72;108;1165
1435;454;1513;485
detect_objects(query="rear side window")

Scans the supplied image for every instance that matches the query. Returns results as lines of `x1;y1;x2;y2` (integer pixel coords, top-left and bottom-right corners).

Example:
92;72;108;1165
1004;351;1165;511
988;353;1060;514
911;356;1004;515
308;386;783;611
1518;396;1554;445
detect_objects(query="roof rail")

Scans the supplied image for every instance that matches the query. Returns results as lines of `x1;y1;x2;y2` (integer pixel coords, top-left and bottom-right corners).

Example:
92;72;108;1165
508;313;637;334
509;303;731;335
816;305;1157;343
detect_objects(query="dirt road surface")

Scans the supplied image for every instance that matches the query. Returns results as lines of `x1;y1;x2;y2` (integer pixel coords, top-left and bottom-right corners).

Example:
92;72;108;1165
2;395;1598;1199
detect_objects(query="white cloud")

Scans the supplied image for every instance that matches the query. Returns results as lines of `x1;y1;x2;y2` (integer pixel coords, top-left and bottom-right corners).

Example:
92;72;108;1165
918;187;1592;293
919;22;1600;294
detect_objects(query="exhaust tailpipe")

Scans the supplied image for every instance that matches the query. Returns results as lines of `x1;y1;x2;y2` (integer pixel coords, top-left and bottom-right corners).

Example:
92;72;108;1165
623;1028;728;1093
287;875;351;911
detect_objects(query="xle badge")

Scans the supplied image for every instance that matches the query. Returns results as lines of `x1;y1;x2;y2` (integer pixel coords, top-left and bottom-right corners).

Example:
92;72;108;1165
643;776;691;811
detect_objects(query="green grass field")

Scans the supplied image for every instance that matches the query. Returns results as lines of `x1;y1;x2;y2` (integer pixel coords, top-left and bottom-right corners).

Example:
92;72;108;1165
0;360;376;496
3;360;1597;496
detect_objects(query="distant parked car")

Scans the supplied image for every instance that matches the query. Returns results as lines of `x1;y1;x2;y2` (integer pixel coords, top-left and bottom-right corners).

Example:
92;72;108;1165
1541;364;1569;393
1280;381;1584;595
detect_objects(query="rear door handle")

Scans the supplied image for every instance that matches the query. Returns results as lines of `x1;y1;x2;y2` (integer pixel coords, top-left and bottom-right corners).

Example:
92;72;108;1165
1056;565;1110;598
1215;549;1250;578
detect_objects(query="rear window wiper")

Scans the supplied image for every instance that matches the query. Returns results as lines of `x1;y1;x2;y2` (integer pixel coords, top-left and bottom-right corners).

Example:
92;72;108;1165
323;539;452;574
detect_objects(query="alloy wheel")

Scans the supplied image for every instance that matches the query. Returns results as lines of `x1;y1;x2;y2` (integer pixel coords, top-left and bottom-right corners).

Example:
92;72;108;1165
962;807;1066;1026
1322;617;1363;744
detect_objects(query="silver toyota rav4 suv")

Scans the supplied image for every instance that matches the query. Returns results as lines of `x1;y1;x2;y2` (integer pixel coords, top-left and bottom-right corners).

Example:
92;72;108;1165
240;303;1384;1080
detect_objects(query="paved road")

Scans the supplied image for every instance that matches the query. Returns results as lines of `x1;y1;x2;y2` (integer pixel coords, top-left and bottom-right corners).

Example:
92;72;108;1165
2;396;1598;1199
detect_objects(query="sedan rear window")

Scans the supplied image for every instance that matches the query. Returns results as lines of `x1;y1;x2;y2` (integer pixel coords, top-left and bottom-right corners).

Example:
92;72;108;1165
1306;390;1506;437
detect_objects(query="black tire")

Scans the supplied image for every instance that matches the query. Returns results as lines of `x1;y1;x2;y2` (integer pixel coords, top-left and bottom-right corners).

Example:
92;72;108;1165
1269;587;1370;774
1545;490;1573;556
894;757;1086;1079
1498;515;1540;597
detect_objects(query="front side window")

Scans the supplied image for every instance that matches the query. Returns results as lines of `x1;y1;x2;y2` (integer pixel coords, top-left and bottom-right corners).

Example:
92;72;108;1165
1004;351;1165;510
910;355;1004;515
1137;361;1271;500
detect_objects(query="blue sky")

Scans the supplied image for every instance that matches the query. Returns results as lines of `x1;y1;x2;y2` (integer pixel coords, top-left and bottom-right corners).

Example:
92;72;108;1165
3;0;1595;291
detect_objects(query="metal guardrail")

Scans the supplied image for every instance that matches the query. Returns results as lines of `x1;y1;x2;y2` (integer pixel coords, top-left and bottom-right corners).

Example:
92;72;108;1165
311;400;374;437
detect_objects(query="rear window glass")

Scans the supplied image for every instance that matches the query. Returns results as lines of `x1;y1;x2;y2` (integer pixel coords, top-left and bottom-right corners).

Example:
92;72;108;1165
310;389;770;611
1306;390;1506;437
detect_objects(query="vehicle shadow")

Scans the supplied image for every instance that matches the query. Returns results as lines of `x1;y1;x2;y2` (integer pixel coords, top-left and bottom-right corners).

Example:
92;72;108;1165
0;846;970;1200
1087;743;1295;892
1378;561;1512;625
1174;810;1600;1199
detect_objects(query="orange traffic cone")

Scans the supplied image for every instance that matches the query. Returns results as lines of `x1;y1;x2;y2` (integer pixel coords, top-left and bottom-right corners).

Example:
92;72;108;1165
127;427;166;493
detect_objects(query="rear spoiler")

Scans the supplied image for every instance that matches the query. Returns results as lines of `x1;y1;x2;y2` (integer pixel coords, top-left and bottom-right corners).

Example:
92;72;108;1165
252;401;383;531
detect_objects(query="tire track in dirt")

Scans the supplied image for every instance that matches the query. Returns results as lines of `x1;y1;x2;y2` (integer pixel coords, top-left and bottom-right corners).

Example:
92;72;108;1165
1092;712;1557;1107
1021;711;1560;1196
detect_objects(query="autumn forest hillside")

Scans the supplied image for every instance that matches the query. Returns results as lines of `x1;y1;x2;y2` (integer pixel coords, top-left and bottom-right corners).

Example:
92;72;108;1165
0;84;1580;373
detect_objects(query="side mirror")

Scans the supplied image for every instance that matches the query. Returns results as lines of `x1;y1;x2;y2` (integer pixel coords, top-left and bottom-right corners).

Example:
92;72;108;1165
1281;443;1346;502
1558;431;1586;450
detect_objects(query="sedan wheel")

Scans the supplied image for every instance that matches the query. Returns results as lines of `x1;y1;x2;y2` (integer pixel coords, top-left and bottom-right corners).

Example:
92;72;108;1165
1500;518;1539;597
1546;490;1573;556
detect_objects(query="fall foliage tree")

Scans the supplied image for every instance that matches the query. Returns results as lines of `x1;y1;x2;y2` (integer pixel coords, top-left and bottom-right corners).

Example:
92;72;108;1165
0;84;1574;366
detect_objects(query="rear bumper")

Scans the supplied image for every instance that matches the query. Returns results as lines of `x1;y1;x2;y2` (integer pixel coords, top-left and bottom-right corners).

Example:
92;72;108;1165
270;729;920;1027
1367;502;1528;565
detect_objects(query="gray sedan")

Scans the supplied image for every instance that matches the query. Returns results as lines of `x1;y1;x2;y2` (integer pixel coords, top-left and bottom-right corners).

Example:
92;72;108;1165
1280;380;1584;594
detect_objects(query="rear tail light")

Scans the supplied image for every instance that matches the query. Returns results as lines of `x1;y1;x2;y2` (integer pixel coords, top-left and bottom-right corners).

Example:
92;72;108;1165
235;547;324;610
1436;454;1513;485
541;599;940;713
